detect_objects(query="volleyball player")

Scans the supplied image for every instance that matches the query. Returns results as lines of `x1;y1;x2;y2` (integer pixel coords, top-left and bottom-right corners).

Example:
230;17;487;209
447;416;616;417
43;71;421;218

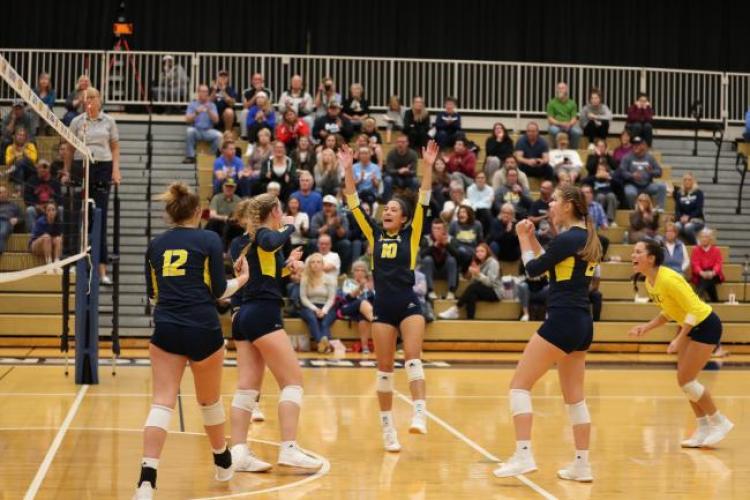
229;193;323;470
341;138;438;452
630;238;734;447
135;183;249;500
493;185;602;482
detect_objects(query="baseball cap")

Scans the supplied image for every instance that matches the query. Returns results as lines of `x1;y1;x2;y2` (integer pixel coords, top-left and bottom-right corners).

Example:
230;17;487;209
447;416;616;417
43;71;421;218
631;136;644;144
223;178;236;187
322;194;338;206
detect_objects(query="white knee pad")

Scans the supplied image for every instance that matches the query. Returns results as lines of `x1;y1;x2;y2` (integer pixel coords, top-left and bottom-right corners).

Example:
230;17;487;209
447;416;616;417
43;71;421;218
231;389;259;413
567;400;591;426
405;359;425;383
200;400;226;426
279;385;303;406
509;389;532;417
376;371;394;393
145;404;173;431
681;380;705;402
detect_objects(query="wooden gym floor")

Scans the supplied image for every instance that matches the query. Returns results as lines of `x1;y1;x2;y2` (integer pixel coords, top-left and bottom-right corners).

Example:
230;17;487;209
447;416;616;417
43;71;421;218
0;354;747;499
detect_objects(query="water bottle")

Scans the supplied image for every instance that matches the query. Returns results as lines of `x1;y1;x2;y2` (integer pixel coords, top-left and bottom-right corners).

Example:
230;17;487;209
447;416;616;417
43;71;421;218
622;230;629;244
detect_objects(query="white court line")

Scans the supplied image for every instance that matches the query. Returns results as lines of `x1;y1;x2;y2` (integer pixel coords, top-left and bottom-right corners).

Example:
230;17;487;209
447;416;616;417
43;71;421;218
395;391;557;500
23;384;89;500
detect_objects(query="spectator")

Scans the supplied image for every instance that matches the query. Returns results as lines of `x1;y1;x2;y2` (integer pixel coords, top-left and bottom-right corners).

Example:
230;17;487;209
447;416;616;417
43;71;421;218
548;132;583;183
446;138;477;186
313;102;353;143
612;129;633;165
744;107;750;141
342;83;370;131
617;136;666;209
339;260;375;353
547;82;582;148
245;91;276;143
673;172;704;244
2;100;35;162
275;109;310;150
493;167;532;220
313;76;342;117
588;157;620;225
414;266;433;321
240;73;274;138
316;133;343;156
152;55;189;103
33;73;56;136
690;228;724;303
584;138;618;178
383;95;405;142
361;117;383;144
440;181;467;223
266;181;281;198
628;193;660;243
579;88;612;144
212;140;242;194
467;171;494;235
205;179;242;250
290;135;316;173
299;253;338;353
310;197;352;273
449;205;483;272
316;233;342;281
663;221;690;274
528;179;553;226
431;157;452;207
62;74;90;126
557;170;573;188
626;92;654;146
313;148;342;196
484;122;514;180
352;146;382;205
29;202;62;266
5;127;38;186
589;265;602;321
0;186;20;255
183;84;221;163
581;184;610;257
439;243;501;320
278;74;313;118
291;170;322;219
491;155;530;191
434;97;462;147
403;96;431;151
514;122;553;180
354;132;383;167
260;141;296;200
241;128;272;195
421;219;459;300
286;196;310;251
488;202;521;263
383;134;419;199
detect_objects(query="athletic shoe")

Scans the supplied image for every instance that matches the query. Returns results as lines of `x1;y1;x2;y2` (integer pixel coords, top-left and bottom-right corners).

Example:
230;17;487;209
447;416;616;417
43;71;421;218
278;443;323;470
428;291;438;300
520;313;529;321
362;347;371;355
557;461;594;482
101;275;113;286
409;412;427;434
493;452;537;478
681;425;711;448
132;483;154;500
317;337;330;354
444;291;456;300
382;428;402;452
251;407;265;422
702;416;734;447
438;306;459;319
231;444;272;472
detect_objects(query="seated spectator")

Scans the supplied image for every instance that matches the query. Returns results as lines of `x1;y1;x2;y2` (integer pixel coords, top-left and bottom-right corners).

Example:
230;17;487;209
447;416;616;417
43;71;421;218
519;273;550;320
493;167;532;220
383;95;405;142
275;108;310;150
449;205;483;272
587;158;620;224
383;134;419;199
339;261;375;353
663;221;690;274
313;77;342;118
581;184;610;257
33;73;56;135
278;74;313;119
286;196;310;252
361;117;382;144
62;74;90;126
431;157;452;207
347;200;372;260
413;266;433;321
291;170;323;218
212;140;242;194
205;179;242;250
514;122;554;180
315;133;343;156
484;122;514;180
352;146;382;205
51;142;72;183
209;70;239;133
421;219;459;300
152;55;189;103
313;102;353;143
488;202;522;263
403;96;431;151
0;186;20;256
440;181;466;223
617;136;666;209
311;198;352;273
24;160;62;231
2;100;36;162
316;233;342;280
290;136;316;173
240;73;274;138
589;265;602;321
547;81;582;148
240;128;272;195
528;179;553;226
299;253;337;353
467;171;494;235
29;202;62;266
438;243;501;320
584;138;618;178
626;92;654;146
183;84;221;162
673;172;704;244
557;171;573;188
612;129;633;165
5;127;38;186
434;97;462;147
446;138;477;186
342;83;370;131
246;91;276;143
691;228;724;303
260;141;296;200
579;88;612;144
628;193;660;243
266;181;281;198
354;132;383;167
491;155;530;191
548;132;583;183
314;148;342;196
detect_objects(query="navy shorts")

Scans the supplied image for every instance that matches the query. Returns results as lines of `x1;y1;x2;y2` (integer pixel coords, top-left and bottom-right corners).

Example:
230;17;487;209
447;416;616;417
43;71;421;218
689;311;722;345
373;290;422;328
151;322;224;362
232;300;284;342
538;308;594;354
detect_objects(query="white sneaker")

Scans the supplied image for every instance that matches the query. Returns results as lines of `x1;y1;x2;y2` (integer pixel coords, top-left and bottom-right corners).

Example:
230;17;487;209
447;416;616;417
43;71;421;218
133;483;154;500
438;306;459;319
278;443;323;470
557;460;594;482
428;291;438;300
702;416;734;447
409;412;427;434
382;427;402;452
444;291;456;300
101;275;113;286
493;452;537;478
610;221;618;228
681;425;711;448
251;407;265;422
231;444;272;472
520;313;529;321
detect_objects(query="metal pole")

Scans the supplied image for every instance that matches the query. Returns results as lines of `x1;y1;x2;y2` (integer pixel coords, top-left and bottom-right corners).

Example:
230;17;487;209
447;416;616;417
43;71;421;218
111;185;121;375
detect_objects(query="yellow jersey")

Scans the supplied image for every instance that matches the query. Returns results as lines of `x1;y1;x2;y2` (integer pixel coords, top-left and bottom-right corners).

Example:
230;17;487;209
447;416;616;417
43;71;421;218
645;266;712;326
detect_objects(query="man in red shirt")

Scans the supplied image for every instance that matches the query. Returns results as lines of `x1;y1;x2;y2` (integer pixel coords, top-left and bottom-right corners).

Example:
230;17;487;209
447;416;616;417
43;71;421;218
446;138;476;187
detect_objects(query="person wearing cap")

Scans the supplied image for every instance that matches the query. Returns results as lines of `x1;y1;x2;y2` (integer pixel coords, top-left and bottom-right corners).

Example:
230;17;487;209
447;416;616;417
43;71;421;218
1;100;35;162
616;136;666;209
309;194;352;274
184;84;222;162
245;91;276;143
312;101;353;143
210;70;239;133
62;74;90;126
206;178;242;250
152;55;189;103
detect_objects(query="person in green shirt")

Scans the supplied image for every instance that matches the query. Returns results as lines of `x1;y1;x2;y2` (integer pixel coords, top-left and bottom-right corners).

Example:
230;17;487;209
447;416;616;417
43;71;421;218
547;82;583;148
205;178;243;250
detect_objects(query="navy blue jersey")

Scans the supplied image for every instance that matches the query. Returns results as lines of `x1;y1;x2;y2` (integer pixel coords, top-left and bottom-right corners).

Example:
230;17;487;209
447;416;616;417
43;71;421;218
349;192;427;296
146;227;227;329
229;225;294;303
525;226;597;311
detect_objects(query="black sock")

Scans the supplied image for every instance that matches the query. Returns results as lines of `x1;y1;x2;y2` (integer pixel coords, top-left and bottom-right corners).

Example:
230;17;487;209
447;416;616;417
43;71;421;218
214;447;232;469
138;466;157;488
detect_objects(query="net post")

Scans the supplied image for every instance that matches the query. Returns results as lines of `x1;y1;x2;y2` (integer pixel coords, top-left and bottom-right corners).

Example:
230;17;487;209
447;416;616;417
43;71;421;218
75;206;102;385
111;185;121;375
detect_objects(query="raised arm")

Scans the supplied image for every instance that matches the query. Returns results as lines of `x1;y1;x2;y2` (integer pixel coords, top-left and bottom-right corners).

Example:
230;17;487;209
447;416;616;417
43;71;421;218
420;140;438;192
340;145;375;248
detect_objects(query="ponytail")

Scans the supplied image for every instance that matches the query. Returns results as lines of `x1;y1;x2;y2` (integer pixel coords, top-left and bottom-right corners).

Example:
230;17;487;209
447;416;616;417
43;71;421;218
580;213;603;263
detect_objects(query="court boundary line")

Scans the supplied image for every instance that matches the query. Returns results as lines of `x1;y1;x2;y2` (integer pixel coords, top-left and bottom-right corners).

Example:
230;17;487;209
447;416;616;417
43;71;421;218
395;391;558;500
23;384;89;500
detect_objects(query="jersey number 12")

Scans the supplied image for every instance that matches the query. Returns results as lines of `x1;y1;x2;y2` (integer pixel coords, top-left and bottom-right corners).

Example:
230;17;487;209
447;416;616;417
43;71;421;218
163;249;188;277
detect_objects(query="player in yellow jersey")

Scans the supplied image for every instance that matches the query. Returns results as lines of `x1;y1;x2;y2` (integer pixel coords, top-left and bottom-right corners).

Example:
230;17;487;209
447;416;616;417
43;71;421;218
630;238;734;448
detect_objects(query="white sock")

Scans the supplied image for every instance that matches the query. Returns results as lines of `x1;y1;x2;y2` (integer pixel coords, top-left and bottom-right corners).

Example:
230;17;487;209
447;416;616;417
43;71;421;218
515;440;532;456
414;400;426;415
575;449;589;464
708;411;724;425
697;416;710;428
380;411;394;429
141;457;159;469
230;443;247;453
280;440;296;450
212;445;227;455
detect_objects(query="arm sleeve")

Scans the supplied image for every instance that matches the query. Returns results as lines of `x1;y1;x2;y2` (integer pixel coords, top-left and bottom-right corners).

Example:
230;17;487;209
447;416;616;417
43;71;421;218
347;193;376;248
299;277;316;310
145;243;155;302
476;259;499;286
525;232;575;278
409;192;429;269
256;225;294;252
207;232;228;299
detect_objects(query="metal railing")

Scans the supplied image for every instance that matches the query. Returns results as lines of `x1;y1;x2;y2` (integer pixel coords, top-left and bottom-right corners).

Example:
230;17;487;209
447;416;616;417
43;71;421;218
1;48;748;124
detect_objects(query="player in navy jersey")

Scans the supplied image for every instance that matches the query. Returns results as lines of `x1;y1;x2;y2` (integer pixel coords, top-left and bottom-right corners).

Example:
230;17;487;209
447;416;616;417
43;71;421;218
341;138;439;452
494;185;602;483
135;183;249;500
228;193;322;471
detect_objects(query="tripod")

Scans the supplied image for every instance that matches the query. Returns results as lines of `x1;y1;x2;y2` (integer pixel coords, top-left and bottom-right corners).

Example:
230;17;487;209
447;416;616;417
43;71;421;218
107;35;147;104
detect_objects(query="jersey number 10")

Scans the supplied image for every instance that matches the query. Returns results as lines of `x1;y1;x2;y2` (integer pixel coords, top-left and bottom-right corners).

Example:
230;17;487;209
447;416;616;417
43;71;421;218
380;242;398;259
163;249;188;277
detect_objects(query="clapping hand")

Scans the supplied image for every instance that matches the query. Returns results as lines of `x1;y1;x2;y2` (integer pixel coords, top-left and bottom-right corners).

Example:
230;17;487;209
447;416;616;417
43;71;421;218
422;140;439;166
